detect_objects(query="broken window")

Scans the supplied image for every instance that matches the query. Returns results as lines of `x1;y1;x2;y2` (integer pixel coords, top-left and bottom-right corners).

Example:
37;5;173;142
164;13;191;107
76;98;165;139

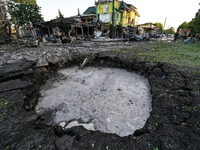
77;27;82;35
82;19;86;23
88;18;93;22
100;14;111;23
103;3;108;13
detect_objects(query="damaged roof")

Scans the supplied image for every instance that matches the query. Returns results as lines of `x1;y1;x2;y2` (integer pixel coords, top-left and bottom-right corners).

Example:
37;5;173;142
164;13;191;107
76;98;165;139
119;1;137;10
119;1;130;10
36;18;81;27
119;1;139;16
51;18;80;25
83;6;96;14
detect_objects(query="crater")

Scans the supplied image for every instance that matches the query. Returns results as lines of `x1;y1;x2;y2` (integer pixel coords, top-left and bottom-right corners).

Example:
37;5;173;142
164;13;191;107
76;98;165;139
35;66;152;137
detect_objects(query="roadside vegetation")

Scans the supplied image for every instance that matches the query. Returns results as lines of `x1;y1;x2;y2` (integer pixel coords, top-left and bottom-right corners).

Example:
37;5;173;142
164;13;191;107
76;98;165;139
137;41;200;68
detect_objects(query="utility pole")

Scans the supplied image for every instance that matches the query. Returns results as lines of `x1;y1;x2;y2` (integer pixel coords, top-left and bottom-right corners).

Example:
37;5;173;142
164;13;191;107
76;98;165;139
162;17;167;35
112;0;114;38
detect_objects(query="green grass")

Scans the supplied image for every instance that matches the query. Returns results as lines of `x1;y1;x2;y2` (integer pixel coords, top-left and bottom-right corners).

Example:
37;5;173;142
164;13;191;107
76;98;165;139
134;41;200;68
0;98;11;109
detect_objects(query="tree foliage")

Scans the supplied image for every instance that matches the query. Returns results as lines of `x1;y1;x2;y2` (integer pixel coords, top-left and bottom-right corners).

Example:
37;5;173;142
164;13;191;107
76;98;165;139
177;21;189;32
165;27;175;34
169;27;175;34
164;29;167;35
0;2;6;21
56;9;64;19
8;0;43;28
13;0;36;4
177;3;200;34
190;7;200;33
153;22;163;32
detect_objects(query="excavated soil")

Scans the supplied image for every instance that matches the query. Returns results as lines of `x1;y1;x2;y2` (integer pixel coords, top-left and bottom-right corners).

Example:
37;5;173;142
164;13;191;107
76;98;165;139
0;42;200;150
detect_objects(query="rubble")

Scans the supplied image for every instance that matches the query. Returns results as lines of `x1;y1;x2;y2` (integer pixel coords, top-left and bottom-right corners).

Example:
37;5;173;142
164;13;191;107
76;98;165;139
32;17;166;46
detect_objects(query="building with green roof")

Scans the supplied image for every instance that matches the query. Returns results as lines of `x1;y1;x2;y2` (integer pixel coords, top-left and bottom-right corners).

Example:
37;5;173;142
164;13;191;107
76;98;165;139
83;0;140;28
83;6;96;14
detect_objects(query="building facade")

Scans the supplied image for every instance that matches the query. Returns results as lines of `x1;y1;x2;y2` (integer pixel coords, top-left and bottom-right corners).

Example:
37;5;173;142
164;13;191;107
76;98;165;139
83;0;140;27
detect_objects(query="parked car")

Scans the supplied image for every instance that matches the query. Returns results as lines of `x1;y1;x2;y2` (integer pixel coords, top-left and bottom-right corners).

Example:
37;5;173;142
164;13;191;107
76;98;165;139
151;33;160;38
159;33;165;37
167;34;172;37
142;33;150;40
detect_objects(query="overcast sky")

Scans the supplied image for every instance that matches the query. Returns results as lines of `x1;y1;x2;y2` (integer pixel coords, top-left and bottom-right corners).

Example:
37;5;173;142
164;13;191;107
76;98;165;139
37;0;200;31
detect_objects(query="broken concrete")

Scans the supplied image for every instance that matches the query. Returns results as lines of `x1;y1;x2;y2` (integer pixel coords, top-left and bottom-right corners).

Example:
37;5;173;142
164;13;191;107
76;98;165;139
35;66;152;137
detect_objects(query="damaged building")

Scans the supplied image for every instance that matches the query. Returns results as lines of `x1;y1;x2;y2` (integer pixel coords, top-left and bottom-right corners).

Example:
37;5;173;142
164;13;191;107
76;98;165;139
35;13;102;41
138;23;158;34
81;0;140;37
34;0;141;40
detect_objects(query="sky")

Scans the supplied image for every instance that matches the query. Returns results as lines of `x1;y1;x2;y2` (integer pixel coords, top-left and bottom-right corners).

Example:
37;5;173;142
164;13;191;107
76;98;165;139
37;0;200;31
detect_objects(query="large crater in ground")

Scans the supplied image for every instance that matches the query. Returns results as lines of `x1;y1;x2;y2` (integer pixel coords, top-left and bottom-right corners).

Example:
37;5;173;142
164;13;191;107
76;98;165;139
35;66;152;137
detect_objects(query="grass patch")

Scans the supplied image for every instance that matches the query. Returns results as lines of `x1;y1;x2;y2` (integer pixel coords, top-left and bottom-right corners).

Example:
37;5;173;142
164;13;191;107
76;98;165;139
0;98;11;109
134;41;200;68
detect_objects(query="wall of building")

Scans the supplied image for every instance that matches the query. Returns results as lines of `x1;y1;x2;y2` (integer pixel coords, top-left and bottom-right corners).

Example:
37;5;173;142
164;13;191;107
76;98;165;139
116;12;121;25
96;0;138;27
135;15;139;26
96;2;113;14
121;10;137;27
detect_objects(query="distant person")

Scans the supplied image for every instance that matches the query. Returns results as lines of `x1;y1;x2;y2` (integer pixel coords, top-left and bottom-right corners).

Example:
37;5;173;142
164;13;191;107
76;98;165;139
191;33;196;39
69;26;76;47
195;33;199;40
54;26;62;44
173;32;179;42
36;29;41;38
122;29;126;38
55;26;61;39
195;33;199;39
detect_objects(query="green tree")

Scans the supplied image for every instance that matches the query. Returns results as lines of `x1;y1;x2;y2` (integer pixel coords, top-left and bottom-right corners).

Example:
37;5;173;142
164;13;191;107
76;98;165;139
56;9;64;19
165;27;175;35
188;20;196;35
8;0;43;28
169;27;175;34
154;22;163;32
163;30;167;35
191;6;200;33
176;3;200;34
13;0;36;4
176;21;189;32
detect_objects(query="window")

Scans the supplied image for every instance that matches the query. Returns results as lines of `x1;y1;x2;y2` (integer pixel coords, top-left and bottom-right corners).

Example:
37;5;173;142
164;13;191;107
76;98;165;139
128;17;131;24
117;14;119;21
103;3;108;13
82;19;86;23
88;18;93;22
132;19;135;25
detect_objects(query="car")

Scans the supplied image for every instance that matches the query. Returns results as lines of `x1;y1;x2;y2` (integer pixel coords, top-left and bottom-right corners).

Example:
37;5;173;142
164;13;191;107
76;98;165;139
167;34;171;37
159;33;165;37
151;33;159;38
